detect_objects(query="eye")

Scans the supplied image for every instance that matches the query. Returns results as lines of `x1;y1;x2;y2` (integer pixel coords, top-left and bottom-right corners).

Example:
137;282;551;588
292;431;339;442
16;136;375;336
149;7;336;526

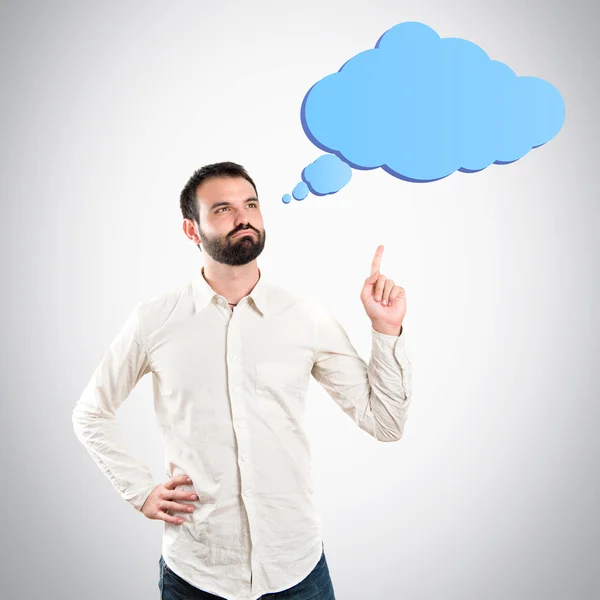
216;203;258;213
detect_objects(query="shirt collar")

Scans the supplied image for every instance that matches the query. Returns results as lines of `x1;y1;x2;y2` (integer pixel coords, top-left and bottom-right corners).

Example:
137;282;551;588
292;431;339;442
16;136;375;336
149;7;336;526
191;265;270;316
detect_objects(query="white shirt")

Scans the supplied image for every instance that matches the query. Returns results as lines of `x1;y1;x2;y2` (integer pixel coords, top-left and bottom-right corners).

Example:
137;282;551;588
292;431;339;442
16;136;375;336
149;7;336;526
72;266;413;600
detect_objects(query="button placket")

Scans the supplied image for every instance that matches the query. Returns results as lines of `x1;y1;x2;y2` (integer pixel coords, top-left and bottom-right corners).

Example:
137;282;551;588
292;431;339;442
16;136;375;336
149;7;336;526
225;321;260;579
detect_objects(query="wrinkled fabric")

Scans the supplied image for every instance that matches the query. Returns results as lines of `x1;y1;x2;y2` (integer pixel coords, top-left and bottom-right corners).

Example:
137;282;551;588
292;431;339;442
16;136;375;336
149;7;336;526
72;267;413;600
158;542;335;599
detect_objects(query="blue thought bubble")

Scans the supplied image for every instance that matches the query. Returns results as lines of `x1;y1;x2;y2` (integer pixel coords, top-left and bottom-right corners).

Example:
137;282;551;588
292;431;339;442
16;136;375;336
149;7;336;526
302;154;353;195
283;20;565;202
292;181;309;200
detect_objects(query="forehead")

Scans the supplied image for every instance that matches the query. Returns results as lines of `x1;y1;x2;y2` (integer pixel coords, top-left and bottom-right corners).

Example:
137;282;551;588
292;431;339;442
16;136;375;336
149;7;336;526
195;176;256;208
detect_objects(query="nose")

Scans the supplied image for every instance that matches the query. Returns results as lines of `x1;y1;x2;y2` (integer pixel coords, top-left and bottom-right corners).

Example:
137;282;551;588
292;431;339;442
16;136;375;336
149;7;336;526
233;212;251;228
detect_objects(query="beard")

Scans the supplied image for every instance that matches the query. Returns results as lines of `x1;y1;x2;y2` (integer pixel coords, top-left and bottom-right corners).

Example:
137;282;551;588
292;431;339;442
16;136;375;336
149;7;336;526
198;225;266;266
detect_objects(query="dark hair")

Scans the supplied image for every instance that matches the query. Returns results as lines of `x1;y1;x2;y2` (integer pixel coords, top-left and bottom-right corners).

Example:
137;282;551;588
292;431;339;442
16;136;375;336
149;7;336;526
180;161;258;226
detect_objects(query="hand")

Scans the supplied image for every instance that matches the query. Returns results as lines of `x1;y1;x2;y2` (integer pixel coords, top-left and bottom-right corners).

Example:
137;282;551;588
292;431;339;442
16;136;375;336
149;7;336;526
140;474;198;525
360;245;406;332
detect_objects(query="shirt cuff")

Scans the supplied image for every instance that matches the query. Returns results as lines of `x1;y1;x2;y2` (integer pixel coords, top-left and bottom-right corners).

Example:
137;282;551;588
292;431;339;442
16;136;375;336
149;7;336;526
122;480;157;513
371;325;412;400
371;324;405;347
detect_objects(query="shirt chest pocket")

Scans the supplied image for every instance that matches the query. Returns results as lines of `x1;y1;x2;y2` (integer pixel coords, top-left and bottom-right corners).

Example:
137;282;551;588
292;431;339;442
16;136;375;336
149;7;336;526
255;361;306;418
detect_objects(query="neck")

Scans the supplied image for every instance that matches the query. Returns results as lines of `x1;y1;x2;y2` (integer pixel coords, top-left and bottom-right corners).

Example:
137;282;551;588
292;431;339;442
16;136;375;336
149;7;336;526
201;262;260;306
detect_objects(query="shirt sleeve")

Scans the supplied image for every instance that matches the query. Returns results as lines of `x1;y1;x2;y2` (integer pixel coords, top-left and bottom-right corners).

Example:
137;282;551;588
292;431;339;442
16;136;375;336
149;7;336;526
310;304;413;442
72;301;157;513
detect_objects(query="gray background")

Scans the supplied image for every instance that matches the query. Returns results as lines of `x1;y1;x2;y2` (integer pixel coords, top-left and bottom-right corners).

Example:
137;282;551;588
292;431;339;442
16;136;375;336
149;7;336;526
1;0;598;598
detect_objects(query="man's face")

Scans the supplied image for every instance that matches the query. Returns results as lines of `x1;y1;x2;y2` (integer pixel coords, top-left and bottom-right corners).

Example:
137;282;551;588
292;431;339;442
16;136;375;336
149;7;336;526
194;176;266;266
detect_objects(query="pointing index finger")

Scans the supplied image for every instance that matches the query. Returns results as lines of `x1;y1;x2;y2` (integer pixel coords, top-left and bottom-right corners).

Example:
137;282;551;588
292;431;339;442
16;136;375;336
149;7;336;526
371;245;384;276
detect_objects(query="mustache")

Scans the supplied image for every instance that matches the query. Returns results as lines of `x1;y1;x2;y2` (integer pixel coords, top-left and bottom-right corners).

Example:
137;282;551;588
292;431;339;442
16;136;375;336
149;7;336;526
230;227;258;237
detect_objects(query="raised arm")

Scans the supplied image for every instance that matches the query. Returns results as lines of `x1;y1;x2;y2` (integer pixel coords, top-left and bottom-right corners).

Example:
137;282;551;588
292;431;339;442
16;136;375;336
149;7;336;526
311;245;412;442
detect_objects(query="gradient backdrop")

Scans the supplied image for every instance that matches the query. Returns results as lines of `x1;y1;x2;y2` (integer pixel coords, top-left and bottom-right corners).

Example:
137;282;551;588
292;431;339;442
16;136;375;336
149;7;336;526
1;0;598;598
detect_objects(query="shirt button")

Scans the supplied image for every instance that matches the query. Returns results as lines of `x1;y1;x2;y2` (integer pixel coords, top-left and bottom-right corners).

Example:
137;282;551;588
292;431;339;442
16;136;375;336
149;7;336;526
241;454;249;461
237;422;245;428
229;355;236;361
244;489;252;497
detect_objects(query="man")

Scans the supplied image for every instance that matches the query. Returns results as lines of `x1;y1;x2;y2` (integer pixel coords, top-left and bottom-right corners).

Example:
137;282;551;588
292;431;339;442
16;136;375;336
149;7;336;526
72;161;413;600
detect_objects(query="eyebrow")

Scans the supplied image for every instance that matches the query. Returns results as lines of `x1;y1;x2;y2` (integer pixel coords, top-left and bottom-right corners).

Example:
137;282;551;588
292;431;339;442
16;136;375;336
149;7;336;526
210;197;259;211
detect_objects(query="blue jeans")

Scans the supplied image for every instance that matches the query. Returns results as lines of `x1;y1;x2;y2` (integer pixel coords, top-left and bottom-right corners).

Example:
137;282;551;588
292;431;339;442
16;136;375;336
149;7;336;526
158;546;336;599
